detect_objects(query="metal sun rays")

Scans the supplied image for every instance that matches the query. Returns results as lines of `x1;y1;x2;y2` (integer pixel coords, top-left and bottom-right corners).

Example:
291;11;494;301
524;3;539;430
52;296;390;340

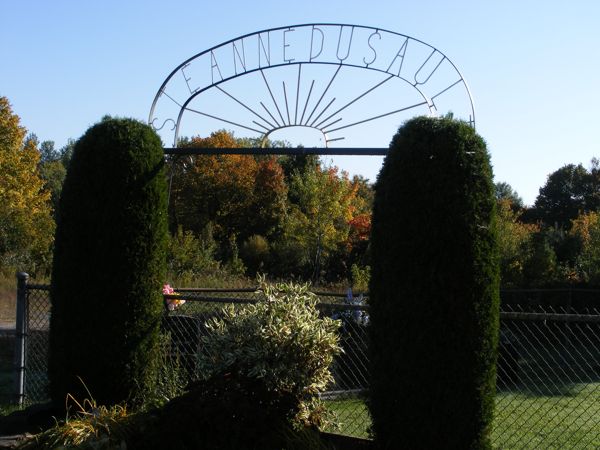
181;63;428;149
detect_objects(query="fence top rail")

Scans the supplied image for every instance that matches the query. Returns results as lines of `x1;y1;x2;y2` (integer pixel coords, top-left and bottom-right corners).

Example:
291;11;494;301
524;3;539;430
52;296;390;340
501;288;600;294
164;294;370;311
500;311;600;323
25;283;50;290
174;287;258;293
173;287;367;298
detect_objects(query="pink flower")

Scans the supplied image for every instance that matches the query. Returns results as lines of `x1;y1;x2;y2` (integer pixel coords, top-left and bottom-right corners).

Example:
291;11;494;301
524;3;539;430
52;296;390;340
162;284;175;295
163;284;185;310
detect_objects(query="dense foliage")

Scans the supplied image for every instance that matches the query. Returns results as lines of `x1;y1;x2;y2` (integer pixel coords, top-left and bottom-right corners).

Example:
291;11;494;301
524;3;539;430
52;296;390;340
167;130;372;284
197;278;341;425
0;97;54;273
369;116;499;449
49;117;168;406
497;159;600;287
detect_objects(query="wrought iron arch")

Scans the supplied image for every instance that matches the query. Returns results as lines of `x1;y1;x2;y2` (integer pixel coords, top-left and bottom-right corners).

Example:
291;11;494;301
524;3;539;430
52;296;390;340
149;23;475;156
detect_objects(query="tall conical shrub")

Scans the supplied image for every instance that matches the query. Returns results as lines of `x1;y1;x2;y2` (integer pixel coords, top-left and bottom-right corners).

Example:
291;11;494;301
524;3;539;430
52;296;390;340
49;117;168;406
368;116;500;449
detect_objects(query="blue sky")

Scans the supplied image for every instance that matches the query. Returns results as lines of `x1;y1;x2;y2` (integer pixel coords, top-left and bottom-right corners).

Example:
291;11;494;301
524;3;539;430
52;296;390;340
2;0;599;205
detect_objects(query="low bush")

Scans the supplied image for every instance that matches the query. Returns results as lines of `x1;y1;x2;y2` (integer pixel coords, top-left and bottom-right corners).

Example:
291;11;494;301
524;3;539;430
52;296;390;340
196;278;342;427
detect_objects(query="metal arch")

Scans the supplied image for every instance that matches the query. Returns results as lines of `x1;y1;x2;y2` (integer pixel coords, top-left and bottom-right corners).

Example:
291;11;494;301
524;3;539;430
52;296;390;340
149;23;476;149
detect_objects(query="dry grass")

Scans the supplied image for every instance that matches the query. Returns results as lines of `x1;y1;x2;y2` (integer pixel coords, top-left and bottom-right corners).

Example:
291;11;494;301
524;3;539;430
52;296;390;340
0;272;17;326
18;383;137;450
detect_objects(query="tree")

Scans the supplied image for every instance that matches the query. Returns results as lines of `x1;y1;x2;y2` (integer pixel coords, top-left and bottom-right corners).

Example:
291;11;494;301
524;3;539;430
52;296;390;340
284;164;357;281
251;156;288;239
170;131;287;258
521;231;558;285
278;153;320;186
36;140;68;217
369;116;499;449
39;140;61;163
49;117;168;406
496;199;538;286
495;181;524;209
39;159;66;217
345;176;373;268
533;164;593;229
570;212;600;283
0;97;54;272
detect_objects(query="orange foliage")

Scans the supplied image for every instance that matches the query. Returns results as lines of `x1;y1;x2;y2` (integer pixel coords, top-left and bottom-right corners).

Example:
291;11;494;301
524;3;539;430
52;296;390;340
171;131;286;240
349;214;372;241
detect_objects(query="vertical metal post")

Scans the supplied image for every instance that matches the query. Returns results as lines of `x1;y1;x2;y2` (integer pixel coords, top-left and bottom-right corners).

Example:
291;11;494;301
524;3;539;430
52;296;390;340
14;272;29;406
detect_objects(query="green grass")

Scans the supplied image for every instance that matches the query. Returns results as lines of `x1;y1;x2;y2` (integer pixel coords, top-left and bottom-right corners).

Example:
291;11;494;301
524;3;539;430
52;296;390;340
494;383;600;448
324;384;600;448
323;397;371;439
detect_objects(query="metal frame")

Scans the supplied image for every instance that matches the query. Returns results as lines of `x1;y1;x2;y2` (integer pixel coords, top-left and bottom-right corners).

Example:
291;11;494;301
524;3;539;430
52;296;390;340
164;146;387;156
149;23;476;155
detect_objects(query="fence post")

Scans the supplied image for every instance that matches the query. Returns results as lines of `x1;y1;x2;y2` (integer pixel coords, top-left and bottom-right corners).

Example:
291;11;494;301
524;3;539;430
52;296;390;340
14;272;29;406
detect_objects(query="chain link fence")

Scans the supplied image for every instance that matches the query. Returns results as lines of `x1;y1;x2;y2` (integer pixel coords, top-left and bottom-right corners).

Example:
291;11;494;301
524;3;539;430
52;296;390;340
13;278;600;447
13;274;51;406
494;292;600;448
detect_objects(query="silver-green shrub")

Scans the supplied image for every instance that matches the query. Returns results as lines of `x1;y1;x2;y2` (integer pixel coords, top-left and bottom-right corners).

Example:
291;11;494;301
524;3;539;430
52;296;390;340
197;278;341;399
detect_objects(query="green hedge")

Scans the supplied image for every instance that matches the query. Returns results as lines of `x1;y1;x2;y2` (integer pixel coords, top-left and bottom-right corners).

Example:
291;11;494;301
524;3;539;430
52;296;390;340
369;116;500;449
49;117;168;406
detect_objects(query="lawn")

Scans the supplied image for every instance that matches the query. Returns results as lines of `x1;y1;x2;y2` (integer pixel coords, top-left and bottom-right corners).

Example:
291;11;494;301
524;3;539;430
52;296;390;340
324;396;371;438
494;383;600;448
324;384;600;448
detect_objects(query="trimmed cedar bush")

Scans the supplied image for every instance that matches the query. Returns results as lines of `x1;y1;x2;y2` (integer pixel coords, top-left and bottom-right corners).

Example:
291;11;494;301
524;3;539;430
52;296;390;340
369;116;500;449
49;117;168;406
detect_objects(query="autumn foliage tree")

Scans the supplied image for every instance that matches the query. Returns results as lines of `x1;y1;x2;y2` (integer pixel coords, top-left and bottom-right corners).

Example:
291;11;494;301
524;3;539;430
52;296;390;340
0;96;54;272
283;164;357;280
170;131;287;258
569;211;600;283
496;199;538;286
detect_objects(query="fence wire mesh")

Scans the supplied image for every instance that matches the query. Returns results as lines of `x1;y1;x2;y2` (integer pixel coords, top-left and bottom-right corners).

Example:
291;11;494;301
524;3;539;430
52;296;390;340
16;284;600;447
21;284;51;404
493;302;600;448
